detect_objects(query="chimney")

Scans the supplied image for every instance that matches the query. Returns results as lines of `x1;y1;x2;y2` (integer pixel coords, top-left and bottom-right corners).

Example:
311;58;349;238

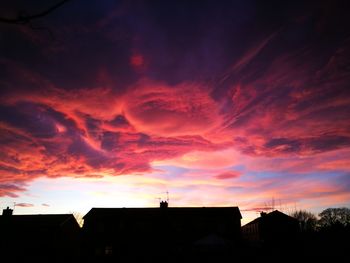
160;201;168;209
2;207;13;216
260;211;267;217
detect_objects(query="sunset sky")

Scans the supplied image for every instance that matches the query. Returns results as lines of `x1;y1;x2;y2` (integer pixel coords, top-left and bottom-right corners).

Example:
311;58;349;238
1;0;349;224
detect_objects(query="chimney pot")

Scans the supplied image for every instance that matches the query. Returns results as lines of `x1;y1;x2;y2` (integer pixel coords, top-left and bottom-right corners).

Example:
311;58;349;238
160;201;168;209
2;206;13;216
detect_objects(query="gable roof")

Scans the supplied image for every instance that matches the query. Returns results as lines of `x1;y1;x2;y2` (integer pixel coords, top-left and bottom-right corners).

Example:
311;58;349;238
0;214;78;229
242;210;297;227
83;207;242;219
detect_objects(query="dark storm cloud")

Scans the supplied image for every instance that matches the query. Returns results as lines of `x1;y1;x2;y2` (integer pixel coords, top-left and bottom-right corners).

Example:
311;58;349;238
1;0;136;93
107;115;130;127
264;138;302;153
101;131;120;151
0;103;59;138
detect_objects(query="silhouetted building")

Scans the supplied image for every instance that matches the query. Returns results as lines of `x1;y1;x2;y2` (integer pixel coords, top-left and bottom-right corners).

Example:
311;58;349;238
0;209;80;263
82;202;242;261
242;210;299;245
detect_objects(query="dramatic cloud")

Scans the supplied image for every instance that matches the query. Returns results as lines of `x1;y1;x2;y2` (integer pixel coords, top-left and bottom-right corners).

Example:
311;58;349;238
123;79;222;137
0;0;349;213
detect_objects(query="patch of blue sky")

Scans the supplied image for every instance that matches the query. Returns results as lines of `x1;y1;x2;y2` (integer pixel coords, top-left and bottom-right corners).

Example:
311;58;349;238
152;165;190;177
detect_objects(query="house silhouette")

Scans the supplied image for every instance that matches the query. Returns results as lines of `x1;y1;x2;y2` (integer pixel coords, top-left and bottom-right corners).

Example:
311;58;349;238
242;210;299;245
82;201;242;262
0;207;80;263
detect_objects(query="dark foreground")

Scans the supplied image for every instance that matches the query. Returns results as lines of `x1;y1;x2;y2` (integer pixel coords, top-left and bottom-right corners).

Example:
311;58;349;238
2;230;348;263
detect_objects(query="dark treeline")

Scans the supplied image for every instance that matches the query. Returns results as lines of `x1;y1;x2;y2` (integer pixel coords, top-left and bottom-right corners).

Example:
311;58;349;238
287;207;350;261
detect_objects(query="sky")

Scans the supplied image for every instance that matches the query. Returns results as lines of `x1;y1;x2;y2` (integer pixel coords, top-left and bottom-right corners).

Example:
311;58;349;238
0;0;350;224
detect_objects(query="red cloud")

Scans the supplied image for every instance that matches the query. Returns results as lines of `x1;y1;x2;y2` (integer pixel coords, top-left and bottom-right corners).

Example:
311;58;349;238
215;171;241;180
124;79;222;138
0;80;231;196
130;54;144;67
0;28;349;204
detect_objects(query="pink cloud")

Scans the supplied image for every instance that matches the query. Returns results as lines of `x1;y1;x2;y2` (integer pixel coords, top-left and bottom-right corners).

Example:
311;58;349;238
15;202;34;207
217;37;350;160
0;183;26;198
152;148;239;169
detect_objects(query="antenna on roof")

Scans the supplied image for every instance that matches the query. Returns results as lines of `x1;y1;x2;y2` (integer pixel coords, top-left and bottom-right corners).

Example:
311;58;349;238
11;202;16;214
279;199;282;212
159;191;169;203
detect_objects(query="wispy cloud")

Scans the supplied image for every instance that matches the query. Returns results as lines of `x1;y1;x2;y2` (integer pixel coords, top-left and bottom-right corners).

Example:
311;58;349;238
15;202;34;207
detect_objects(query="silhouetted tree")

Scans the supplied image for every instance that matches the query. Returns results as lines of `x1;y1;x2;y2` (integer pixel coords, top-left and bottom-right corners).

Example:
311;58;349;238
0;0;70;39
318;207;350;228
0;0;70;25
291;210;317;232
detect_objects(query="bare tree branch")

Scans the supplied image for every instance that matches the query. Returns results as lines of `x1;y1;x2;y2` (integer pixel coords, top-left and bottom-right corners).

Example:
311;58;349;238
0;0;70;25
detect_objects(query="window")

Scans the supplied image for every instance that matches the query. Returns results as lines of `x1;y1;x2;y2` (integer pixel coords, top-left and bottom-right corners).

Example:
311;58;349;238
105;245;113;255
